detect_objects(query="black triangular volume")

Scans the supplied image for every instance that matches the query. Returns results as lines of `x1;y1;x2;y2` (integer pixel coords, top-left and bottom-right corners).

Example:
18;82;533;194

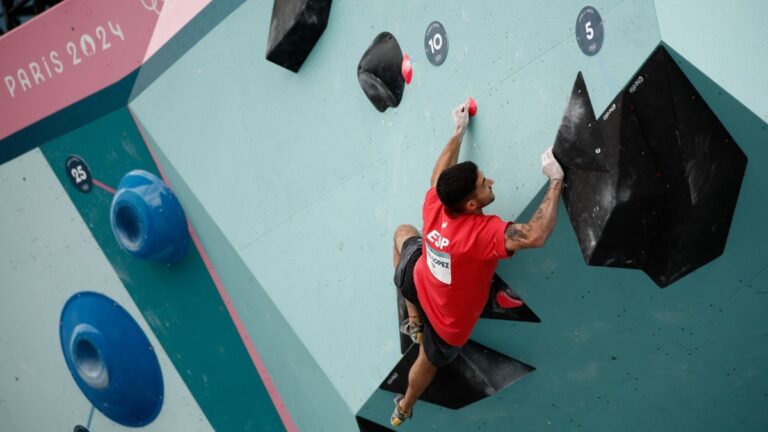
627;45;747;287
558;82;664;270
595;90;663;268
559;89;625;267
557;45;747;287
379;340;534;410
552;72;609;172
265;0;333;72
356;416;396;432
480;273;540;322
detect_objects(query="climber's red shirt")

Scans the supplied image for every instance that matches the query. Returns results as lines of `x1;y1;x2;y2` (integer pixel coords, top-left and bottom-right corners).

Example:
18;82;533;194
413;187;512;346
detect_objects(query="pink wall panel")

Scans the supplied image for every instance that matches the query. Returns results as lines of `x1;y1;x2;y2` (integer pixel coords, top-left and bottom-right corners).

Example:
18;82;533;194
0;0;209;140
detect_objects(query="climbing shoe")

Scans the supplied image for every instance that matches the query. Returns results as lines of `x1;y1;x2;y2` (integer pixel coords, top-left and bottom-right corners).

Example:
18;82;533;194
399;318;423;344
390;394;412;427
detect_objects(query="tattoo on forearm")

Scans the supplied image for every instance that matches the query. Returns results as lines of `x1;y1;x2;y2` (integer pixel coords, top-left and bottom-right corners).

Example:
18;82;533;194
506;186;560;245
531;193;553;223
505;224;529;240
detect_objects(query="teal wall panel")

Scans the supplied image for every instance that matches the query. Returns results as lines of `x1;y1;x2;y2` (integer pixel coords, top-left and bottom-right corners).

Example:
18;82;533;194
359;60;768;428
134;115;357;432
654;0;768;122
36;108;284;432
4;0;766;430
131;0;663;423
0;149;212;431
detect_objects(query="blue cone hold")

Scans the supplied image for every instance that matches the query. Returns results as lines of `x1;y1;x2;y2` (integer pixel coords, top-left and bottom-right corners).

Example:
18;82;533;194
110;170;189;263
60;292;164;427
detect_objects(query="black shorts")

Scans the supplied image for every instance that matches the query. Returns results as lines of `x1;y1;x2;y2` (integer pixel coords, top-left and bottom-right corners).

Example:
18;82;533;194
394;236;462;367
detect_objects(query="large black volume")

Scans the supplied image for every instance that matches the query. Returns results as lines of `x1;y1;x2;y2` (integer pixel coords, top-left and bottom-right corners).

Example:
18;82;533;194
554;73;663;270
266;0;333;72
380;340;534;410
628;46;747;286
554;45;747;287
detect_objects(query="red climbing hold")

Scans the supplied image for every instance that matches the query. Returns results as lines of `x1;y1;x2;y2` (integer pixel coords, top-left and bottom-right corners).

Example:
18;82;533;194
402;54;413;85
496;290;524;309
468;97;478;117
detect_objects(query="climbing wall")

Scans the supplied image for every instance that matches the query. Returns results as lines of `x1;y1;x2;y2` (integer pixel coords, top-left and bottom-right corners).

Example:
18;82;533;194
35;107;286;431
128;0;768;430
0;149;213;431
1;0;767;431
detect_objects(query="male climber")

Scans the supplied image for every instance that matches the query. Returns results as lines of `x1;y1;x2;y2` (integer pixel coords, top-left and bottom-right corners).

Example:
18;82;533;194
391;100;564;426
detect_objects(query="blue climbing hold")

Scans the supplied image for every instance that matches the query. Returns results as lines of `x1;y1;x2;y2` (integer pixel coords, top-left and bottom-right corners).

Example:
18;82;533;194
110;169;189;263
59;292;164;427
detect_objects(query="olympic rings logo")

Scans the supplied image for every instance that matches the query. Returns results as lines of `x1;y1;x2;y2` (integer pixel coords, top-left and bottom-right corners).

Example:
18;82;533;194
140;0;177;15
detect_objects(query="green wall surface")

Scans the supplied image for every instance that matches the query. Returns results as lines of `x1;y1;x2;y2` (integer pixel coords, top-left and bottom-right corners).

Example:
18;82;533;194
0;149;212;431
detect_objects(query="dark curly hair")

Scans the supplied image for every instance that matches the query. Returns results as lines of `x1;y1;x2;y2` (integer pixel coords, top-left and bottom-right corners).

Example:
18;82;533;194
436;161;478;214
